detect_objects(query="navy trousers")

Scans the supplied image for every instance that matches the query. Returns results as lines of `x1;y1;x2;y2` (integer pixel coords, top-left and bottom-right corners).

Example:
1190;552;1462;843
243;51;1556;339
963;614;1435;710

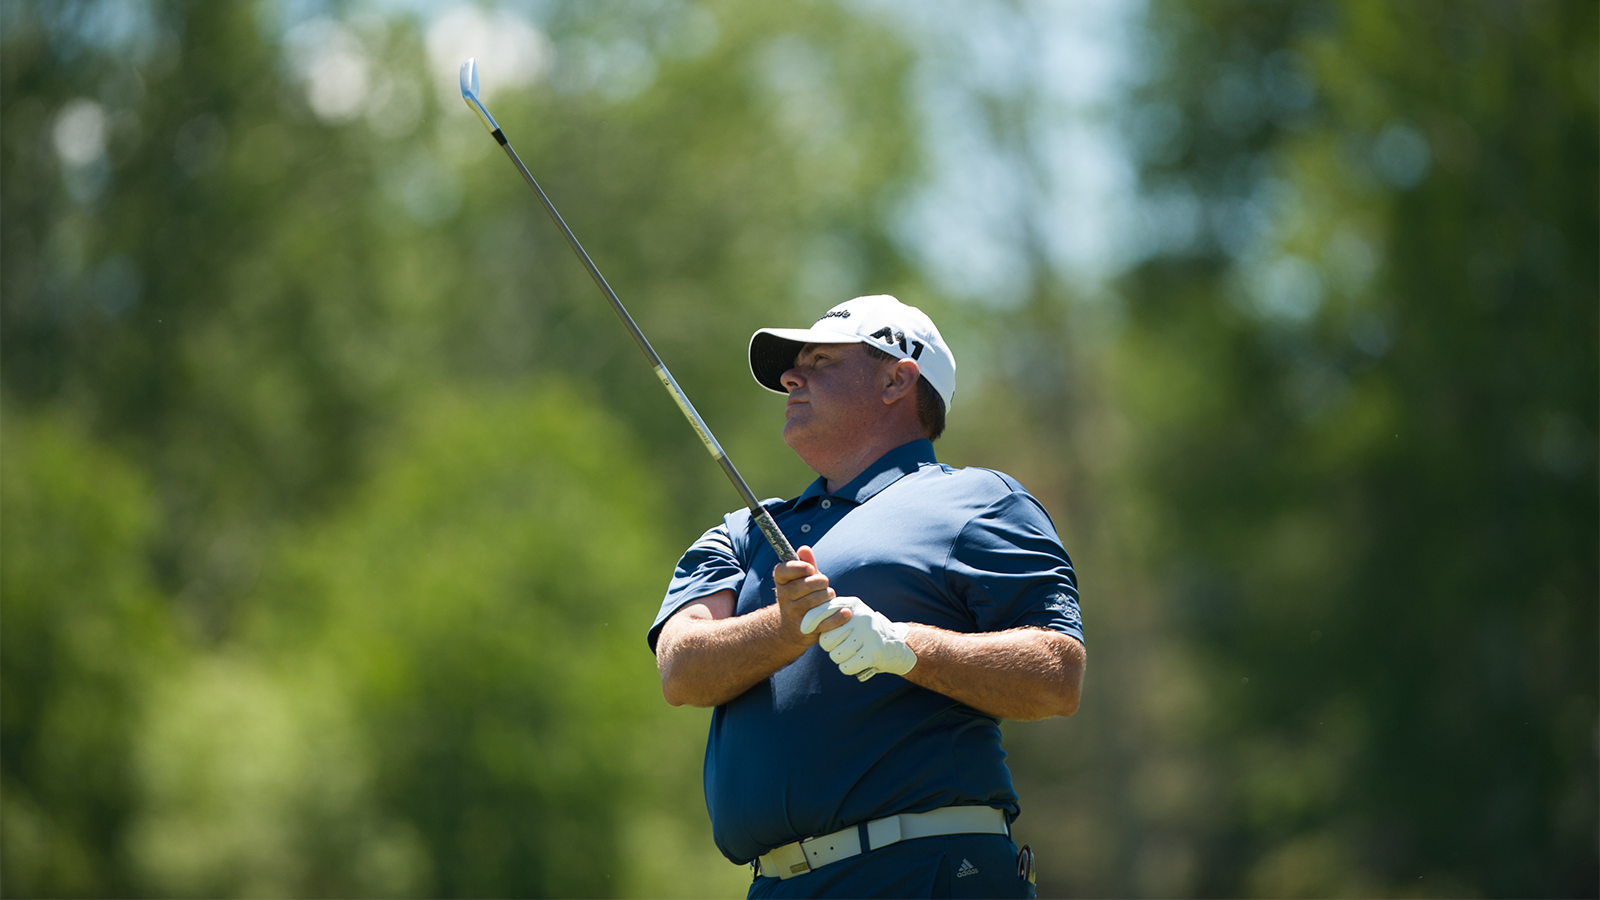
748;833;1035;899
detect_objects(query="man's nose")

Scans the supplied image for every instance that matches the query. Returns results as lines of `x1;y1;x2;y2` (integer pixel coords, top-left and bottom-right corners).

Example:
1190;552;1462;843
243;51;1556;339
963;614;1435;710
781;367;805;390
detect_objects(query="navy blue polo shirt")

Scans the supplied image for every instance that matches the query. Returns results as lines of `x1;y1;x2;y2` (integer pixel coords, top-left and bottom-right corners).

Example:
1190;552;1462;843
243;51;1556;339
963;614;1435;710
647;440;1084;865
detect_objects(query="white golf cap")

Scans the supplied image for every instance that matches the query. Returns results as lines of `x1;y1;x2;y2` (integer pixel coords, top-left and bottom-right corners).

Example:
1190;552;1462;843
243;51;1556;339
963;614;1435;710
749;294;956;411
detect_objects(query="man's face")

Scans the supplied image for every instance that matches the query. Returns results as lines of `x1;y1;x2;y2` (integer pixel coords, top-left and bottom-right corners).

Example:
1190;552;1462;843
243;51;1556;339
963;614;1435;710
780;342;890;458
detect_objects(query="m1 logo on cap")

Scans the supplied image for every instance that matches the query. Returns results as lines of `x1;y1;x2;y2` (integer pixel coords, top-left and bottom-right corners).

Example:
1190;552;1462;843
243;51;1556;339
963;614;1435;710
869;326;924;360
817;309;851;321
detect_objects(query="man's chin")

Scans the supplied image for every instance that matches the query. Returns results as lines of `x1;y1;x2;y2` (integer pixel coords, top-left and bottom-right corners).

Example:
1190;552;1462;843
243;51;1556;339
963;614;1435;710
781;422;821;458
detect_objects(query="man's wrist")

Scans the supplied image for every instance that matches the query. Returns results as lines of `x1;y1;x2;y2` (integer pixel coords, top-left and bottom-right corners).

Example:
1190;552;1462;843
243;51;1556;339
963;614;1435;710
768;603;817;653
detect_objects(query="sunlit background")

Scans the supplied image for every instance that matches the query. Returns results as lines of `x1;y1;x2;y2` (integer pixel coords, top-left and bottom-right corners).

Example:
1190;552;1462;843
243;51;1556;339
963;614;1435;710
3;1;1595;897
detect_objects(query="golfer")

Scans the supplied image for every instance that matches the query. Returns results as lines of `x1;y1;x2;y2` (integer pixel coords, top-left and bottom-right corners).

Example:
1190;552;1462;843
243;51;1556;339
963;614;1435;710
648;295;1085;899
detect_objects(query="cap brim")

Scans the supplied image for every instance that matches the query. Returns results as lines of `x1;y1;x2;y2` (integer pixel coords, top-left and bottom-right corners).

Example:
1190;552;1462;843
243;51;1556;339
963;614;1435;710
748;326;864;394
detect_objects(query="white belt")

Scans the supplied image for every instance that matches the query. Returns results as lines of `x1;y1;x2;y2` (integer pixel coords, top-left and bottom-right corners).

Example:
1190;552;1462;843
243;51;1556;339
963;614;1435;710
756;806;1008;880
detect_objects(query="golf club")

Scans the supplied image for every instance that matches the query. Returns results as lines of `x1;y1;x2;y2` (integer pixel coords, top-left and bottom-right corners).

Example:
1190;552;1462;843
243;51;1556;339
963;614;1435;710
459;58;799;564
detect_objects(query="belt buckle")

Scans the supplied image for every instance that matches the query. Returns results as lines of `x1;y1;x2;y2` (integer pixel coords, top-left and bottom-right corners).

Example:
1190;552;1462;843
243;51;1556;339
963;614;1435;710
762;841;811;879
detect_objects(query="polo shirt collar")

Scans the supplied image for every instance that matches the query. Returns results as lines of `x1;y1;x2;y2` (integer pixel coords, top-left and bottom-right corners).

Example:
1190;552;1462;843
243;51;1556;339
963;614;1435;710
795;439;939;507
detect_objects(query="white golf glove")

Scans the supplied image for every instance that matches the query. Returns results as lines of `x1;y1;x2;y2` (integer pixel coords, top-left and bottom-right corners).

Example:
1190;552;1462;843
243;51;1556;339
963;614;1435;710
799;596;916;681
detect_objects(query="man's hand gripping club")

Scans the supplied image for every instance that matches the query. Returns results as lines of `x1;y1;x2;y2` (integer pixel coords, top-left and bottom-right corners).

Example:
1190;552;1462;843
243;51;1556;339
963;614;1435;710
780;547;918;682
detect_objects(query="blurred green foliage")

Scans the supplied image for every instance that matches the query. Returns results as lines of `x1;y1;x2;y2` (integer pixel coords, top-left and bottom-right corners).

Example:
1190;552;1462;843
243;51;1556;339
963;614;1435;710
1119;2;1598;895
2;0;1594;897
973;1;1598;897
2;409;177;897
123;386;717;897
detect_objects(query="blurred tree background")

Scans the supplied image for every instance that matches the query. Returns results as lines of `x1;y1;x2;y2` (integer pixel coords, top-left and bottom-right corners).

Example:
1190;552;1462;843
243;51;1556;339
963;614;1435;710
2;0;1594;897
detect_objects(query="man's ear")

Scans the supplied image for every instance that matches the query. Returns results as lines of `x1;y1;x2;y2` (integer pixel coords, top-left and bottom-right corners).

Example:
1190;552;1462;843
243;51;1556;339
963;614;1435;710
882;358;921;404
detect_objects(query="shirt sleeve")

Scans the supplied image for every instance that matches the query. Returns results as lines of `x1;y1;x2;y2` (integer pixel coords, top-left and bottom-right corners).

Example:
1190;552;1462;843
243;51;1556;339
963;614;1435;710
944;490;1085;645
647;515;751;653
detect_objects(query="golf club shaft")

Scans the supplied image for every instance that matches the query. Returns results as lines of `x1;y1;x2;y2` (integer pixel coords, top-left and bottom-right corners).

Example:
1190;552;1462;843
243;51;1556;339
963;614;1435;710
466;86;797;563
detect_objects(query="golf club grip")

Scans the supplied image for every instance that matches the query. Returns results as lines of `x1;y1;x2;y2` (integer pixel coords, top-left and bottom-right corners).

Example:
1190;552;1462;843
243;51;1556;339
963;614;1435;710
753;507;799;563
486;135;799;563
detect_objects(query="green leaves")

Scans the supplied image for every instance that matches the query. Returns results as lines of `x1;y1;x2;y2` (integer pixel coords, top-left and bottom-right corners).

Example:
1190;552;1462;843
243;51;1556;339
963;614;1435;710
1;408;175;898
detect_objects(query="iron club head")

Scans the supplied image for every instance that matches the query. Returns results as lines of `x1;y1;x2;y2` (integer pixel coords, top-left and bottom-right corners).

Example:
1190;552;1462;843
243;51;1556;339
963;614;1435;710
459;58;500;134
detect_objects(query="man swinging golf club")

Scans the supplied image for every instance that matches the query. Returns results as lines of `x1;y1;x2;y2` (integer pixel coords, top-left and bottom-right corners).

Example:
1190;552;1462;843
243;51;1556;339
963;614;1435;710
649;294;1086;899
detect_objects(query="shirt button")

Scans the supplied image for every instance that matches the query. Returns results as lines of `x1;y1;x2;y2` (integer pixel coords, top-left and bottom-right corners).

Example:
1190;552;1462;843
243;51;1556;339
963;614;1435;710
800;524;812;533
820;499;832;509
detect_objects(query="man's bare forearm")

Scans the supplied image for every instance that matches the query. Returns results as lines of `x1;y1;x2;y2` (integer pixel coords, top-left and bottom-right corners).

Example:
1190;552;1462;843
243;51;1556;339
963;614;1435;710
903;626;1084;720
656;548;850;708
657;604;810;707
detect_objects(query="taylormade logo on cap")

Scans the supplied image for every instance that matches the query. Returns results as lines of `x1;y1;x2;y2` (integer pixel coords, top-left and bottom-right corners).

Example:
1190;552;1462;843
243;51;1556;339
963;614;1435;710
748;295;957;411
